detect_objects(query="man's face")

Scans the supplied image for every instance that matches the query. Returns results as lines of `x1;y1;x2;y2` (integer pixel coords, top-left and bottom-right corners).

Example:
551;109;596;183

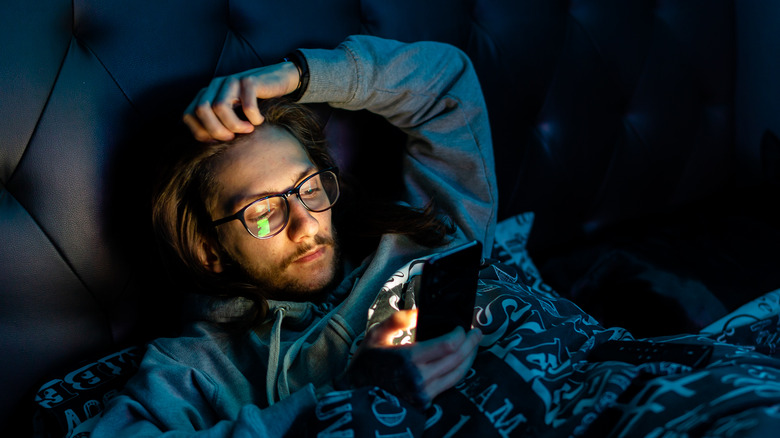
204;124;339;301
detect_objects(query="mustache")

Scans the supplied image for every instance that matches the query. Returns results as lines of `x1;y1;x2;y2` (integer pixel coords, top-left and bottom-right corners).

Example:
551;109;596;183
280;234;336;269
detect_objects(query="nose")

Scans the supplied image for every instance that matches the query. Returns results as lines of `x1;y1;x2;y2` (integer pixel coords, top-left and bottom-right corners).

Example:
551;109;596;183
285;198;320;242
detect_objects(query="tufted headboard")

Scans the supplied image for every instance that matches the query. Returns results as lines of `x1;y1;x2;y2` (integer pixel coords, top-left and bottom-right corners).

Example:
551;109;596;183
4;0;780;434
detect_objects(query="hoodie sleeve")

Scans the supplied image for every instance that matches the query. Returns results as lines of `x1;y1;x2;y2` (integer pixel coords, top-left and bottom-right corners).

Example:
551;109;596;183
90;343;318;438
299;35;498;256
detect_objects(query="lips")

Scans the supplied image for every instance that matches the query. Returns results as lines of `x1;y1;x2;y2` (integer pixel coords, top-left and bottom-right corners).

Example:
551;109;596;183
292;246;326;264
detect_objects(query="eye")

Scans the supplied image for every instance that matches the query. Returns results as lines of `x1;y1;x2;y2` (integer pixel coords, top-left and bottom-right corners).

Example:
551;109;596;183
299;177;322;199
246;199;282;222
244;198;282;237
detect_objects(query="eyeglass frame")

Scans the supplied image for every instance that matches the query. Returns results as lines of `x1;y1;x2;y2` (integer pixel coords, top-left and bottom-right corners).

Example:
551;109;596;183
210;167;339;240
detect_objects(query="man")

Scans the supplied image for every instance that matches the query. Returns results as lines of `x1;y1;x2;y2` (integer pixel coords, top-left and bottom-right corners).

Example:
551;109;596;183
94;34;494;437
94;35;780;437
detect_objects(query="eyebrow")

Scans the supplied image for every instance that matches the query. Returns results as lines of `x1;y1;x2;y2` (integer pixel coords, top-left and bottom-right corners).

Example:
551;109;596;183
226;166;317;215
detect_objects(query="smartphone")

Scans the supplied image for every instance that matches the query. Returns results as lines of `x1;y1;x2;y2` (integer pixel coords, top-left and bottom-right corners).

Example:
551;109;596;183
415;240;482;342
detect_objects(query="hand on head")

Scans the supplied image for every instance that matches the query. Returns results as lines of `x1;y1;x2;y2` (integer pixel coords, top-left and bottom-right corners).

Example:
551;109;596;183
182;61;301;143
348;309;483;410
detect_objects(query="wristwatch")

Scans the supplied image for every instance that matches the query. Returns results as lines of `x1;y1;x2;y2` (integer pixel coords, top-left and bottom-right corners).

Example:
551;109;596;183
283;50;310;102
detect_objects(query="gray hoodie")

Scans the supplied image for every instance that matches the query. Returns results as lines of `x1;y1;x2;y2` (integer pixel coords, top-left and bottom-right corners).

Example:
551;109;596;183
91;35;496;437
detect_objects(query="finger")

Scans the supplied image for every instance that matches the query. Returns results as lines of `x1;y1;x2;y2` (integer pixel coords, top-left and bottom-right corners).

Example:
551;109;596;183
212;78;254;135
182;113;214;143
418;328;481;377
419;329;482;399
192;82;237;142
412;326;467;363
182;87;206;120
424;338;480;399
366;310;417;346
239;77;264;126
196;103;236;141
182;89;215;142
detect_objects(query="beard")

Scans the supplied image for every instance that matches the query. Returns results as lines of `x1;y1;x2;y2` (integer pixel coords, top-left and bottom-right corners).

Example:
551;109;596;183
220;228;342;304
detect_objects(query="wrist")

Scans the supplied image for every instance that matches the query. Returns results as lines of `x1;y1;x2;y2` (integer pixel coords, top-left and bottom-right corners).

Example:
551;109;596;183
282;50;310;102
281;61;300;95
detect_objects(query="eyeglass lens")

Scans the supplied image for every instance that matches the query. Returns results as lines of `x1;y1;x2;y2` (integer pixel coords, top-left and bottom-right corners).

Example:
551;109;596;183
243;170;339;238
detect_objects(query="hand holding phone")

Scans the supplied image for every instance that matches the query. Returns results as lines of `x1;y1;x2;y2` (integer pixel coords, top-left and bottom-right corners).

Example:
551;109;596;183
415;240;482;342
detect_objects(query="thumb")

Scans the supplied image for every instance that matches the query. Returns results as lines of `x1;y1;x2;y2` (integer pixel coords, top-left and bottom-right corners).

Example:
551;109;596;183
368;310;418;346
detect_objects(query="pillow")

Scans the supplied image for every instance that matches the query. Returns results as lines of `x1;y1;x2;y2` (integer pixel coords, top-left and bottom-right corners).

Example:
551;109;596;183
33;345;146;438
701;288;780;336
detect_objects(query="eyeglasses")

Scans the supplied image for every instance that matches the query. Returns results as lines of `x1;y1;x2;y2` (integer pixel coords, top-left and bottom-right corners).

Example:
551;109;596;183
211;167;339;239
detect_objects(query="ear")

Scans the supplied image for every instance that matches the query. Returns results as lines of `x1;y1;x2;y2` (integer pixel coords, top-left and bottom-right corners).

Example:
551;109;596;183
196;237;224;274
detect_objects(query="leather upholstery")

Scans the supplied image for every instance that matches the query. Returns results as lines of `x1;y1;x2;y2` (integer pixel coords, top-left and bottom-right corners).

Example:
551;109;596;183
3;0;780;434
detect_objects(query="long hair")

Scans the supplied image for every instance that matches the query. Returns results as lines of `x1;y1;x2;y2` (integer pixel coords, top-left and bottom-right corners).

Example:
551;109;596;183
152;98;453;327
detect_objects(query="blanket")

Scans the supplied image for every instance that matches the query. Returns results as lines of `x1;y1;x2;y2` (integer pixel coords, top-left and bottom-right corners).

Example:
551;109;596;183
310;258;780;437
33;213;780;437
307;213;780;437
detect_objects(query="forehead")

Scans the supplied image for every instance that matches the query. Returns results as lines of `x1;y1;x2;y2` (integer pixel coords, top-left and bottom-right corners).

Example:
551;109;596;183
209;125;313;211
217;124;310;171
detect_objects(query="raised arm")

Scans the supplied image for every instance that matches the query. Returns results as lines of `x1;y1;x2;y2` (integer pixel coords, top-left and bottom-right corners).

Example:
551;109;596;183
183;35;497;253
300;36;497;253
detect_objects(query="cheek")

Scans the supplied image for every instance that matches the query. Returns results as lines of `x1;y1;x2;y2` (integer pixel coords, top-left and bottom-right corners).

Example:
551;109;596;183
219;225;280;263
215;224;244;251
318;210;334;234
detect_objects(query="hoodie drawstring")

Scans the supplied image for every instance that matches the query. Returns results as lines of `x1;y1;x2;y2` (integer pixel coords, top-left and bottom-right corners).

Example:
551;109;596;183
277;320;321;400
266;307;286;406
266;305;337;405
